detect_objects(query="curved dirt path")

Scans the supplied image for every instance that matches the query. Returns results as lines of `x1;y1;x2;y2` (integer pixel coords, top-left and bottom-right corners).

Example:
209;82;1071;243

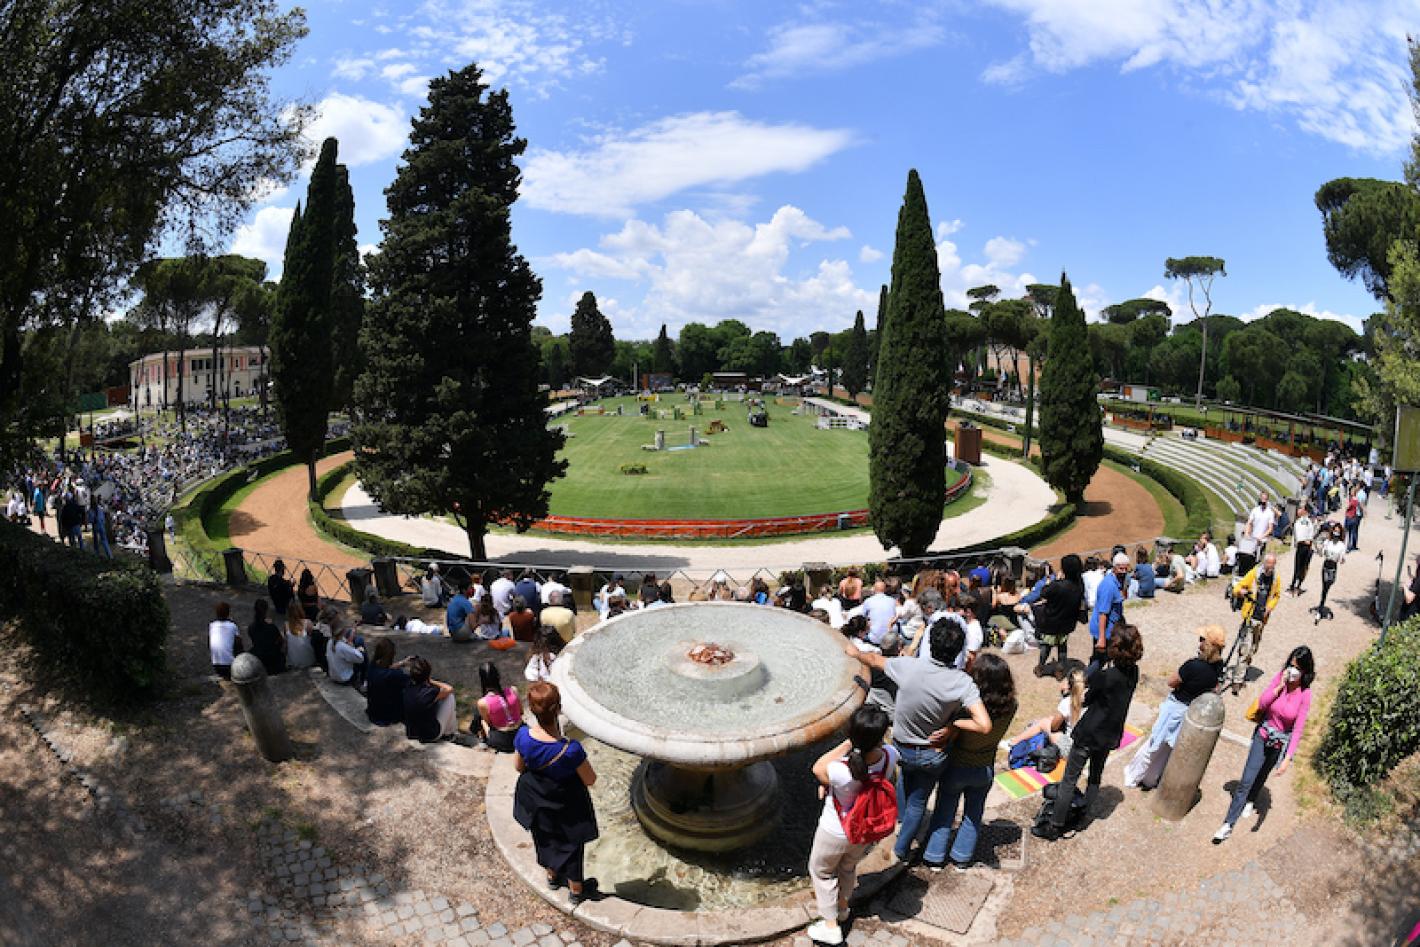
975;428;1165;560
227;451;365;570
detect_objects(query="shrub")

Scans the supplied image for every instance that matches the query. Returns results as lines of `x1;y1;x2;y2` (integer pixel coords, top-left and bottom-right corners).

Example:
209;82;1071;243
0;521;169;706
1315;618;1420;798
308;461;452;560
620;463;649;475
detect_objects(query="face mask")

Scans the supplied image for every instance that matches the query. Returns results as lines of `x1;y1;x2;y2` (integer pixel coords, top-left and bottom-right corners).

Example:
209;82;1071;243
1284;667;1301;684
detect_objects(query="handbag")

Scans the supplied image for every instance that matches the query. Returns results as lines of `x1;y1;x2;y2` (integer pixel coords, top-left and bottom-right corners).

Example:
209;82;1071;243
1244;697;1262;723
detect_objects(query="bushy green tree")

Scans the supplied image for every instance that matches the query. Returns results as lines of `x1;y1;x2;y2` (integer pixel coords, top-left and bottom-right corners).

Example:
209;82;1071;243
1315;177;1420;300
353;65;564;559
568;291;614;378
1038;274;1102;504
841;310;870;400
651;323;675;376
869;170;951;557
329;166;366;413
677;322;719;381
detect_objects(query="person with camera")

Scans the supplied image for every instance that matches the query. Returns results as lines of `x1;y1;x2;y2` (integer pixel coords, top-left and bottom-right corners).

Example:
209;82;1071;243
1213;647;1314;843
1225;552;1282;689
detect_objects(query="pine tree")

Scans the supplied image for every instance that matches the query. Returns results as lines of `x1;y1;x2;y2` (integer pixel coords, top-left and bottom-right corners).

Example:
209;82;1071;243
352;64;565;560
842;310;869;400
568;291;614;378
652;323;675;376
270;138;342;501
1038;274;1103;504
329;165;366;413
869;170;952;558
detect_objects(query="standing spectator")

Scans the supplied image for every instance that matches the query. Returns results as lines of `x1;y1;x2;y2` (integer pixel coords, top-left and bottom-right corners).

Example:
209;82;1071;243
403;656;459;743
1289;507;1316;595
1312;524;1346;620
247;598;287;676
31;482;46;535
513;682;600;905
922;653;1018;870
805;705;897;945
474;662;523;753
208;601;243;680
842;620;992;863
1124;626;1225;789
1033;624;1143;842
1343;485;1364;552
364;639;409;727
59;493;84;548
89;502;112;558
267;560;295;618
1237;493;1276;576
326;625;367;687
837;567;864;608
1088;553;1130;673
540;590;577;643
297;568;321;621
1030;554;1084;677
1213;647;1315;843
283;601;316;670
490;569;517;618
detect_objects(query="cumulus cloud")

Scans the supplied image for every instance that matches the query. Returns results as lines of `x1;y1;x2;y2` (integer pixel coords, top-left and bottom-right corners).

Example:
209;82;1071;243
544;205;871;337
230;206;296;278
522;111;855;217
859;245;884;263
935;225;1038;309
305;93;408;167
733;13;947;88
981;0;1419;154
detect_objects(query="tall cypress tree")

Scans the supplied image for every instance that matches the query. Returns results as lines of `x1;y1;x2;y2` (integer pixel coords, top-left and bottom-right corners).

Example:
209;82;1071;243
568;291;614;378
1038;274;1102;504
869;170;951;558
652;323;675;376
329;165;366;413
871;283;887;374
842;310;869;400
353;64;565;560
270;138;341;501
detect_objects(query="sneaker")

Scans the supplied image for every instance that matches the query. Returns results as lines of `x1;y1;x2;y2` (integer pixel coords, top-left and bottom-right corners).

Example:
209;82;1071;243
1240;802;1256;820
1212;823;1232;844
950;860;972;872
806;919;844;945
999;739;1013;752
921;860;946;872
1030;822;1061;842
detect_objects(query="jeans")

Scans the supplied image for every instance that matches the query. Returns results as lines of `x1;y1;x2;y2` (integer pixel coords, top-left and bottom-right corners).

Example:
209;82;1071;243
1052;740;1110;828
892;744;950;860
1225;727;1282;825
924;762;994;865
93;528;111;559
1345;517;1360;551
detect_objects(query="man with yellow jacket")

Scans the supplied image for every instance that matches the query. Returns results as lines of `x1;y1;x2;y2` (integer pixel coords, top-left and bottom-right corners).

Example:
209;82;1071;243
1225;552;1283;691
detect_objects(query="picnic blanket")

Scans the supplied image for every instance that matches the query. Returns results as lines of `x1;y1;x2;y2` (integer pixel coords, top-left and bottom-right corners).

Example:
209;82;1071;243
993;725;1142;800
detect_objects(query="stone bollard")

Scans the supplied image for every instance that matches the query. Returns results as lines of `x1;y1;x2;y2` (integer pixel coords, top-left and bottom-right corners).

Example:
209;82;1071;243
222;547;248;587
690;426;699;446
1000;546;1028;581
1152;691;1225;821
230;653;294;762
567;565;596;613
346;567;373;605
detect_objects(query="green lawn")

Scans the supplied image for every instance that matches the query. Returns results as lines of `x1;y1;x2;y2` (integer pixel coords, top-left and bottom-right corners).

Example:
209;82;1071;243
549;395;962;519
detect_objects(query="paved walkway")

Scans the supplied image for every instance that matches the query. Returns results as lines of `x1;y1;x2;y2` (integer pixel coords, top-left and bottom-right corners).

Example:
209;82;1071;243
802;397;872;426
337;454;1058;572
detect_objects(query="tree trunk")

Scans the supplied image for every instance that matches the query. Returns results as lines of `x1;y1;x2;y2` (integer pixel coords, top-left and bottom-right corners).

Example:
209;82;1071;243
176;341;187;431
464;518;487;561
306;455;318;503
1023;353;1036;457
1195;319;1208;410
211;336;220;412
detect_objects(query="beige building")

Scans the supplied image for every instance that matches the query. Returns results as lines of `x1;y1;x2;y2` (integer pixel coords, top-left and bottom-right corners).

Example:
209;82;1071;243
129;345;266;408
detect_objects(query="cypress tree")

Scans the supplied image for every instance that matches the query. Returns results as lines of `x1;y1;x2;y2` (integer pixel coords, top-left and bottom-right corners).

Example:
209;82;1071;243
1038;274;1102;504
329;165;366;413
842;310;869;400
870;283;887;373
568;291;614;378
270;138;341;501
652;323;675;376
869;170;951;558
352;64;565;560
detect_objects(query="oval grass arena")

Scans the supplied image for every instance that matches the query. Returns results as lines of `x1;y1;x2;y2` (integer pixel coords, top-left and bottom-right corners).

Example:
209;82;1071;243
546;395;963;522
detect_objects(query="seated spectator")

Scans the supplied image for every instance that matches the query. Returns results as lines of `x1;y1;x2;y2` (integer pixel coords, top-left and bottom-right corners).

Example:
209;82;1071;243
540;573;572;611
209;601;243;680
1222;534;1238;575
525;626;565;683
515;570;543;620
447;582;476;643
508;595;539;642
687;588;710;602
837;566;864;607
810;585;846;629
953;592;985;671
606;590;631;616
1157;549;1189;593
657;581;676;605
540;590;576;643
247;598;287;675
327;625;367;687
595;574;626;614
364;639;409;727
475;662;524;753
1194;532;1222;578
284;601;316;670
840;615;879;654
402;656;458;742
473;597;509;641
1130;547;1156;599
751;577;772;605
1002;661;1087;757
419;564;447;607
638;572;660;607
359;587;389;627
392;615;444;635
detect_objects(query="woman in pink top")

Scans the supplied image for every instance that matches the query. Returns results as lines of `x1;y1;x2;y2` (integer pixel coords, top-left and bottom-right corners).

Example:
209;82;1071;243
475;662;523;753
1213;646;1314;843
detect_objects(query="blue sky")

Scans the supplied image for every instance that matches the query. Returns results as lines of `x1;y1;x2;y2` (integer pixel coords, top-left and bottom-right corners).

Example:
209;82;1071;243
230;0;1419;340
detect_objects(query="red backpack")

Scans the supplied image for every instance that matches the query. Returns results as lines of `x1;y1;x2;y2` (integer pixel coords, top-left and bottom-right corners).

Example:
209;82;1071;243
836;755;898;844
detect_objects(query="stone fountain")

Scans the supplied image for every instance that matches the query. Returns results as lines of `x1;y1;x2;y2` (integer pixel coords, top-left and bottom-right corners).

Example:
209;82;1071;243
551;602;865;853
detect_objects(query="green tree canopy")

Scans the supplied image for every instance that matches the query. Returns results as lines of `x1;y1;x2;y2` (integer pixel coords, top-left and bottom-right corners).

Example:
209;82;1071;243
1165;255;1227;408
1102;297;1172;324
651;323;675;376
676;322;719;382
841;310;870;399
568;291;614;377
1315;177;1420;300
1038;274;1102;505
353;64;564;559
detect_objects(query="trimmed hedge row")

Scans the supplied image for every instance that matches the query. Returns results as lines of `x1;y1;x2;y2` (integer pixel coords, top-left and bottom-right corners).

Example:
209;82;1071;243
0;521;169;706
308;460;452;560
1315;618;1420;804
1101;445;1213;549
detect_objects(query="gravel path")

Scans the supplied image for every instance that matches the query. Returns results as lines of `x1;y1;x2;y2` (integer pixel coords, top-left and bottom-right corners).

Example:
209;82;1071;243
228;453;366;571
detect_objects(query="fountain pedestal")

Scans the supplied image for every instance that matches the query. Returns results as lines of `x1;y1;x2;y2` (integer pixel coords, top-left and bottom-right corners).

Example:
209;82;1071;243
631;759;779;853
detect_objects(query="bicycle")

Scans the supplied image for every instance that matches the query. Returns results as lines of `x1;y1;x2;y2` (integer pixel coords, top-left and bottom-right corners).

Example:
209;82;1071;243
1219;585;1267;695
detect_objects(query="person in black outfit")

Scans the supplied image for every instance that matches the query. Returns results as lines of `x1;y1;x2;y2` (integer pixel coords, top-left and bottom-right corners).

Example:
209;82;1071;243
247;598;287;675
358;587;388;626
364;638;410;727
267;560;295;619
1034;623;1143;841
1032;554;1085;677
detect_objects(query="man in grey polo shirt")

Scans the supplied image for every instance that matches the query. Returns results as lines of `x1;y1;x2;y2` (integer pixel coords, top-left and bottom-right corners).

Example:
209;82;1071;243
844;618;992;863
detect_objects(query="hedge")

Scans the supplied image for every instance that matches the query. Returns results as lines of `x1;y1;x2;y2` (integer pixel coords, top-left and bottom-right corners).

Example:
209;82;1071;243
308;461;452;560
1101;445;1213;549
0;520;169;706
1315;618;1420;799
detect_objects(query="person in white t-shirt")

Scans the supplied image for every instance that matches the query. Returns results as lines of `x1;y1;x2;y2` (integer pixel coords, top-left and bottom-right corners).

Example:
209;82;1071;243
1237;494;1276;576
489;569;516;618
953;592;985;672
811;585;846;629
208;601;243;679
1222;535;1238;575
805;705;898;946
540;575;571;608
1289;507;1317;595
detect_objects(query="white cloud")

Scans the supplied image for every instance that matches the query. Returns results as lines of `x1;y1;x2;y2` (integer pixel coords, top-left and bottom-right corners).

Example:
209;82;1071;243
333;57;376;81
544;205;872;338
733;14;947;88
935;225;1038;309
305;93;408;167
1239;301;1366;332
981;0;1419;154
230;206;296;278
859;245;884;263
380;62;418;81
522;112;855;217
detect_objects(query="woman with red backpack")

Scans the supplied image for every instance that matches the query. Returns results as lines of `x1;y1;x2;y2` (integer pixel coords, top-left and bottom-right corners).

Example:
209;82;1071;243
806;705;897;945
